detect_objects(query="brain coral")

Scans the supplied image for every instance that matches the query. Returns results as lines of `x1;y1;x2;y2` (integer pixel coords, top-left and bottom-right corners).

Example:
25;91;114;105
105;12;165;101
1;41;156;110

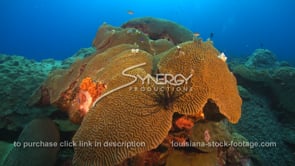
72;49;165;165
73;71;175;165
157;41;242;123
72;40;242;165
30;44;149;123
93;23;174;55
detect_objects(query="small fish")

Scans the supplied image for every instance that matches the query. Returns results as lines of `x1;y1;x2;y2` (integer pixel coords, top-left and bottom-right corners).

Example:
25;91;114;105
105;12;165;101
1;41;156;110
206;32;214;42
193;32;200;37
209;32;214;39
127;10;134;15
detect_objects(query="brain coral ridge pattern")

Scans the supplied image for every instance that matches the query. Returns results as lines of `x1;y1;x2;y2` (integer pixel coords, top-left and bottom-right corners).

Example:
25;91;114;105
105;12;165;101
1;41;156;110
158;41;242;123
72;41;242;165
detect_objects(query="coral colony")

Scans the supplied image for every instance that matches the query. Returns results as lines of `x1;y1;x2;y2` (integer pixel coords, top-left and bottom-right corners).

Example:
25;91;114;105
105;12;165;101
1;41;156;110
27;17;242;165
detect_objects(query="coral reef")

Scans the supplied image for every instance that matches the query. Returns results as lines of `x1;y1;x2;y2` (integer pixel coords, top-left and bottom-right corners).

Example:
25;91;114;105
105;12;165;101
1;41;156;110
0;48;97;164
3;118;60;166
29;19;242;165
0;48;95;131
0;54;62;130
245;49;277;69
231;49;295;114
229;50;295;165
63;40;240;165
0;17;258;165
234;86;294;165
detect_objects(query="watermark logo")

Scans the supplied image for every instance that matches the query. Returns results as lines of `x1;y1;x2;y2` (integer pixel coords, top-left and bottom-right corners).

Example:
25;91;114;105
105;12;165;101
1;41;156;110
93;62;193;106
124;63;192;86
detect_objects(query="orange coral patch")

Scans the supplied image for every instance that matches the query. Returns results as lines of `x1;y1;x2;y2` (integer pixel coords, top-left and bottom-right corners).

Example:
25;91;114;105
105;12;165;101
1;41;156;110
79;77;107;101
77;77;107;117
175;116;194;130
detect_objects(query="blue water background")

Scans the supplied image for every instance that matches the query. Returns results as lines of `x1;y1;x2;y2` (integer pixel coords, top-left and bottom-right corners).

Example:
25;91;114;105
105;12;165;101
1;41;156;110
0;0;294;63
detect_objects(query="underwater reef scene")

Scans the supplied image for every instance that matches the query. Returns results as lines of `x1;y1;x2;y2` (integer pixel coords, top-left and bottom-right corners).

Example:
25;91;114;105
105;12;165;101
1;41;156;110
0;17;294;166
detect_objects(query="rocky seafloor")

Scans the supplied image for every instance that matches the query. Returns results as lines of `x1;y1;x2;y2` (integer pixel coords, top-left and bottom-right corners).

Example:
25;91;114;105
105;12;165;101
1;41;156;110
0;17;294;165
